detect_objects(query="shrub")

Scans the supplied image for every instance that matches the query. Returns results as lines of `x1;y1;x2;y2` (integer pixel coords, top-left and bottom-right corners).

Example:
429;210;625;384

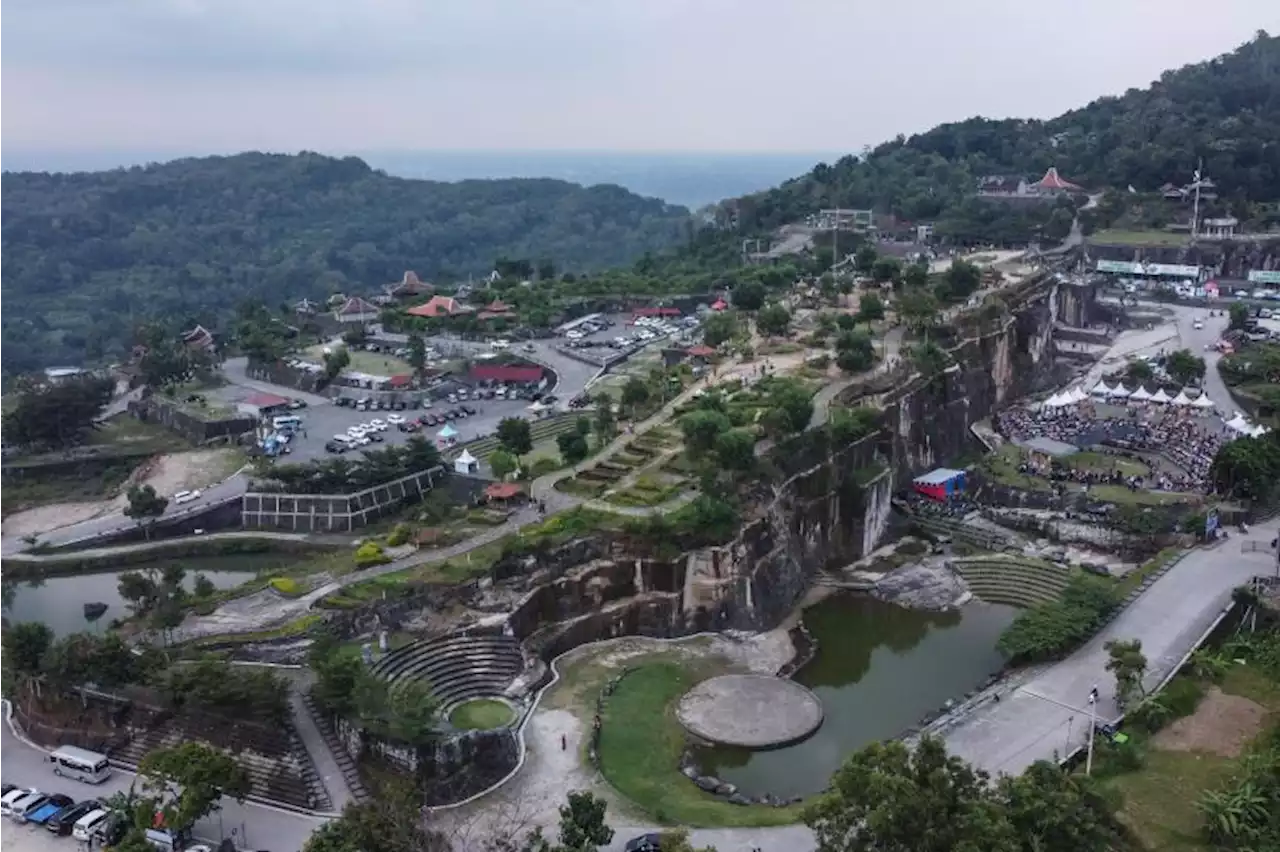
997;575;1120;664
386;523;413;547
355;541;391;568
527;457;560;478
269;577;302;597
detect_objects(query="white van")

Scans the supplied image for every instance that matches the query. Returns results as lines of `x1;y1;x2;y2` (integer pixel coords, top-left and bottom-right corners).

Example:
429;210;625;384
50;745;112;784
0;788;36;818
72;808;110;841
272;415;303;431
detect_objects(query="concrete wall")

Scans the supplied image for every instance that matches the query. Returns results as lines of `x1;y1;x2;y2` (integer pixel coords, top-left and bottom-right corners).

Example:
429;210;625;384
242;465;445;532
1086;237;1280;279
128;397;256;444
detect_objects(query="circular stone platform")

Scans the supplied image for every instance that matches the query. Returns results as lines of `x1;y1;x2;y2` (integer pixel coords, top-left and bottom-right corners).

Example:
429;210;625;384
676;674;823;749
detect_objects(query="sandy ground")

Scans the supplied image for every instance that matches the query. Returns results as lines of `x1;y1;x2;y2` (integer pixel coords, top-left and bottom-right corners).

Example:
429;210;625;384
2;448;243;540
1153;687;1267;758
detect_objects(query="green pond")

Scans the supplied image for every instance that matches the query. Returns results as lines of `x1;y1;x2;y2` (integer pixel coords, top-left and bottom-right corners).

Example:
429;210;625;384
694;593;1016;799
1;552;307;636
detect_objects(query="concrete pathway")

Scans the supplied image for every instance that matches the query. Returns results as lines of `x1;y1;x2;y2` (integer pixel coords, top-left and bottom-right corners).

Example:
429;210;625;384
2;530;321;563
288;687;353;812
937;519;1280;778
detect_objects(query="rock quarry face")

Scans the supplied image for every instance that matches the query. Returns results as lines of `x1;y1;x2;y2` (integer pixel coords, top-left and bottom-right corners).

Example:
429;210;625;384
1087;238;1280;279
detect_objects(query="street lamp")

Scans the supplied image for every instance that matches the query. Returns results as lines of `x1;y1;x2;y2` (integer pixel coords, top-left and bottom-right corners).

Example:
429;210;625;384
1020;687;1102;776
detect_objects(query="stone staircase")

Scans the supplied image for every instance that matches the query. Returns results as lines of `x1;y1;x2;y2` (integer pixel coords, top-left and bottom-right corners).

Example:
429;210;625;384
372;633;524;707
300;690;370;803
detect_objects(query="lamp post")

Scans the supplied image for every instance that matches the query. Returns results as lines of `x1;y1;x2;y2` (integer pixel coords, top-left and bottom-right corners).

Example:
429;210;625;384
1020;687;1104;776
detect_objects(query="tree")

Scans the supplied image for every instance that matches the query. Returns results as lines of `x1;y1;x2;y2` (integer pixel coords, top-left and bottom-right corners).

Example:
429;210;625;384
732;280;766;312
123;484;169;539
594;400;617;443
835;313;859;332
1165;349;1207;386
537;259;557;281
323;345;352;383
4;621;53;676
898;288;940;335
871;256;902;286
756;303;792;337
655;831;718;852
496;418;534;458
767;380;816;433
944;259;982;301
1126;359;1154;382
138;742;251;830
304;782;452;852
313;653;368;717
997;761;1129;852
118;570;160;615
385;680;441;744
1211;431;1280;501
620;377;651;416
489;449;519;481
804;737;1019;852
557;431;590;465
192;573;216;598
679;410;732;458
702;312;737;347
714;428;757;472
835;330;876;373
1105;638;1149;707
1228;301;1251;330
407;333;427;372
1;374;115;450
342;326;369;347
854;245;878;275
903;261;930;291
556;791;614;852
857;292;885;325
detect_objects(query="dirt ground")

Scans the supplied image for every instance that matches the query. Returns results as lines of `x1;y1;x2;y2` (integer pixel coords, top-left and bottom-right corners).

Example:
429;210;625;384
1153;687;1268;758
2;448;243;540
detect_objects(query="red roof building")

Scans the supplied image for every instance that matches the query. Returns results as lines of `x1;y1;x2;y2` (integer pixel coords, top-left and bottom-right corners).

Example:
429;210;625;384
478;299;514;321
407;295;474;319
1034;167;1082;192
182;325;215;350
686;345;717;358
386;270;433;299
387;374;413;388
333;296;380;322
710;299;728;311
484;482;524;501
469;364;544;384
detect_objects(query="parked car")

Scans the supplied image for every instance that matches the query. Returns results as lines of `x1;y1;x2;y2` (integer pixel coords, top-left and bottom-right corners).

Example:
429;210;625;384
12;793;53;823
398;422;419;433
0;788;37;818
173;489;202;505
25;794;75;826
624;833;662;852
47;799;101;835
461;404;477;415
287;399;308;410
324;440;347;454
386;414;405;425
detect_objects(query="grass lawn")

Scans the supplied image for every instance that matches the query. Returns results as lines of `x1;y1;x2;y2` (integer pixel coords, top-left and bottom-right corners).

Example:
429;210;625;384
449;698;516;730
306;344;412;377
605;474;687;508
1068;451;1150;478
982;445;1199;507
598;662;803;828
1089;229;1192;247
1107;665;1280;852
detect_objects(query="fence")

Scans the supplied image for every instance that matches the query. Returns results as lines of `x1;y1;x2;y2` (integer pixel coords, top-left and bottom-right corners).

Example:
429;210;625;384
242;465;445;532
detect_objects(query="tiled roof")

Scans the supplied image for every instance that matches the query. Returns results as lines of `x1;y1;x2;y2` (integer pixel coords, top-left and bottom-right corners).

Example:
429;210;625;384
468;364;544;383
406;296;474;318
336;296;379;316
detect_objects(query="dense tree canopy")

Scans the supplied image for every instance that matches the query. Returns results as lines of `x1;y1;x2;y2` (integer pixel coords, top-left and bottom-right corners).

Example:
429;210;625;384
1;151;692;372
715;32;1279;241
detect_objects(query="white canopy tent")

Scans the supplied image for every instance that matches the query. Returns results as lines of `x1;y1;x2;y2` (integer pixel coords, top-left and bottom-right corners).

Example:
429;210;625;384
453;449;479;475
1250;424;1271;438
1069;386;1090;404
1042;393;1069;408
1225;414;1252;433
1149;388;1172;404
1129;386;1153;402
1109;384;1132;398
1091;382;1114;397
1191;393;1215;409
1170;390;1193;406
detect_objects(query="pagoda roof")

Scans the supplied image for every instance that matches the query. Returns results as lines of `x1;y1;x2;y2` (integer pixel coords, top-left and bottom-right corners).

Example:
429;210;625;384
1036;167;1082;191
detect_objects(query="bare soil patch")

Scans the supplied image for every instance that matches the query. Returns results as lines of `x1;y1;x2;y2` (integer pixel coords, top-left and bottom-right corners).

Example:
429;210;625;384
2;500;116;538
1153;686;1267;758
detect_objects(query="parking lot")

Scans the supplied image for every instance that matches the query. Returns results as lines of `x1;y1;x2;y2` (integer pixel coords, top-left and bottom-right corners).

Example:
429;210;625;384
556;312;702;367
263;393;541;463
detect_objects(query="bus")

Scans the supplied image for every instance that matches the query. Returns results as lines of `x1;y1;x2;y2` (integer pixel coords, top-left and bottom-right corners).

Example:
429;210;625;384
48;746;112;784
272;415;303;432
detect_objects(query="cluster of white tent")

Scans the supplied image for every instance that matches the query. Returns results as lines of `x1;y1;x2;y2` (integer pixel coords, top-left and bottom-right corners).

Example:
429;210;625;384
1043;381;1218;410
1224;414;1272;438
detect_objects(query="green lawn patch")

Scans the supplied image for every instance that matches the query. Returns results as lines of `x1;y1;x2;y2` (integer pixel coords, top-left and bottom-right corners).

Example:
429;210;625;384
190;614;323;648
605;475;686;508
1068;451;1150;478
449;698;515;730
269;576;303;597
307;344;412;377
598;662;802;828
1089;229;1192;247
1114;547;1183;597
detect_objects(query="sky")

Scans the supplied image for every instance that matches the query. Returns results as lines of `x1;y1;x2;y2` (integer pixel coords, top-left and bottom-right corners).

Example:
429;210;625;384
2;0;1276;157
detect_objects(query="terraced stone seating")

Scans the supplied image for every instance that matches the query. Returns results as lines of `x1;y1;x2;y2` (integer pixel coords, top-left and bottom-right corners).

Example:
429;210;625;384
952;557;1074;608
108;711;329;811
372;633;524;708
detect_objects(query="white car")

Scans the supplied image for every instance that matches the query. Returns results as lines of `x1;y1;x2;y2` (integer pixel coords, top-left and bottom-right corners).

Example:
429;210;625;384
386;414;405;425
1193;320;1204;330
368;419;387;432
0;789;37;818
491;339;511;350
173;490;201;505
5;790;44;820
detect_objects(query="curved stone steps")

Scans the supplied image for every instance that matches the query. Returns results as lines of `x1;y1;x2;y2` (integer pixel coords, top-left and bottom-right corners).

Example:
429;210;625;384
952;559;1073;608
375;633;524;706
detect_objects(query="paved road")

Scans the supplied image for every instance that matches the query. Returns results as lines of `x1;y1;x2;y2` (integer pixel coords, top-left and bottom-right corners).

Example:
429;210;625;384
938;518;1280;778
1;702;324;851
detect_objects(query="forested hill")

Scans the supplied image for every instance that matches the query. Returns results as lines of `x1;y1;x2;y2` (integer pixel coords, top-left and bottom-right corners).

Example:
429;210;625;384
0;152;691;373
727;31;1280;238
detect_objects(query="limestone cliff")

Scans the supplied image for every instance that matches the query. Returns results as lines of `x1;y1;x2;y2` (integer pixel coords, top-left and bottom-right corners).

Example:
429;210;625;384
1087;237;1280;278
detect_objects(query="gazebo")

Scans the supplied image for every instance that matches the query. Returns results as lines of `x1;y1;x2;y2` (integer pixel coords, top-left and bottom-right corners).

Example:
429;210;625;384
1109;384;1132;399
1149;388;1172;404
436;423;460;446
453;449;479;475
484;482;525;505
1091;382;1114;397
1129;386;1153;402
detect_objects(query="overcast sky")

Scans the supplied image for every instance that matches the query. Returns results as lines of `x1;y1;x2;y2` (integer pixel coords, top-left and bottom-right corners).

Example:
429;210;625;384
2;1;1275;156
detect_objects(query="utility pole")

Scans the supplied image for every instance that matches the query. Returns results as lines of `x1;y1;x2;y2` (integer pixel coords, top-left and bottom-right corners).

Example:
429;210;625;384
1191;159;1204;239
1020;687;1103;776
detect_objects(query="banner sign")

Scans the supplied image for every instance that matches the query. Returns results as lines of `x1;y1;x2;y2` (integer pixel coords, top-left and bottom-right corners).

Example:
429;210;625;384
1247;270;1280;285
1095;260;1199;277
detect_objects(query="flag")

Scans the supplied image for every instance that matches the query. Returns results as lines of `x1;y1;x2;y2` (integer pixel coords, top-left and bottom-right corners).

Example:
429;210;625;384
1193;169;1202;183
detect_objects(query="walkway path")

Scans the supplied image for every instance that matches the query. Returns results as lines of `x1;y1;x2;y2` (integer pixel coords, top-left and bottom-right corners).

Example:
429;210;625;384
2;530;322;563
937;519;1280;778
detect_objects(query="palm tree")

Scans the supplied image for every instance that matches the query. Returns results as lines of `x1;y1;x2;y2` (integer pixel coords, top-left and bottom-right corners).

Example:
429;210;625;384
1188;649;1230;682
1198;783;1271;845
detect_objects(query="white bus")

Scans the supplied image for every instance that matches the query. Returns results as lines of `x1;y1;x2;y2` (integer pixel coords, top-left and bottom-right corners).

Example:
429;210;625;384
49;745;112;784
272;415;303;432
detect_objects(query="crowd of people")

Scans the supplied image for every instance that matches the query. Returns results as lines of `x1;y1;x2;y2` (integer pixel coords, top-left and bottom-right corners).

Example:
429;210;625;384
995;401;1230;493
